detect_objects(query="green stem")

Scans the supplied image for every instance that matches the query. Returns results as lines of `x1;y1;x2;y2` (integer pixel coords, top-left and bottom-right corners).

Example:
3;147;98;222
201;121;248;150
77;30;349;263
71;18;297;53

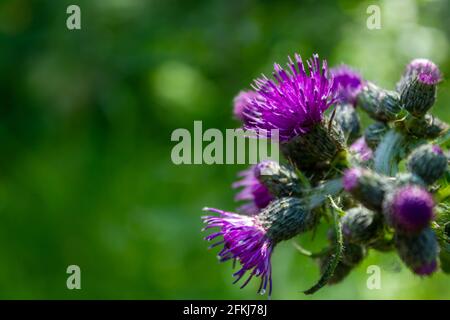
303;198;343;295
374;129;404;176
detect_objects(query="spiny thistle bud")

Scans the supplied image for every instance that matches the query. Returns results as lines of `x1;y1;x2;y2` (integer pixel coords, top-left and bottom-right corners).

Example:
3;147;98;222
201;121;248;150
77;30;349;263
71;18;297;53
202;197;316;295
364;122;389;150
343;168;389;211
281;120;344;169
407;144;448;185
403;114;449;139
341;207;383;245
398;59;441;117
383;185;435;233
357;82;402;122
254;160;301;197
257;197;317;242
334;103;360;142
395;228;439;276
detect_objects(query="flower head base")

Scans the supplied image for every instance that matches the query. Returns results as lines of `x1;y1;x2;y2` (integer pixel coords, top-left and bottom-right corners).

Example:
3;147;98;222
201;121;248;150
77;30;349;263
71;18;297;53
395;228;439;276
243;54;337;142
233;90;261;121
331;65;363;105
202;208;273;295
233;165;274;215
384;185;434;233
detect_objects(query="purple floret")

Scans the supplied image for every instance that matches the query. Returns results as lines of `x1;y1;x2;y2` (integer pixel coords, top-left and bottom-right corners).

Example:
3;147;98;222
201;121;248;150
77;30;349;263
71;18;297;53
343;168;363;192
243;54;337;142
202;208;273;296
233;165;274;215
330;64;363;105
405;59;441;85
414;260;437;276
349;137;373;162
233;90;261;121
391;186;434;233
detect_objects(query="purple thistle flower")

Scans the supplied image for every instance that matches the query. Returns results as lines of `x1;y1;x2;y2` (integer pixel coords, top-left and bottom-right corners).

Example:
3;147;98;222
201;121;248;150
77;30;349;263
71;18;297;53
404;59;442;85
330;65;363;105
385;185;435;233
349;137;373;162
202;208;273;295
233;90;261;121
243;54;337;142
233;165;274;215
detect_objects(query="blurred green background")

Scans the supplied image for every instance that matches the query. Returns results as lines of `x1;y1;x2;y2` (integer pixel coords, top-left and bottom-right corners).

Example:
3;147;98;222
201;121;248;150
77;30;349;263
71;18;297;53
0;0;449;299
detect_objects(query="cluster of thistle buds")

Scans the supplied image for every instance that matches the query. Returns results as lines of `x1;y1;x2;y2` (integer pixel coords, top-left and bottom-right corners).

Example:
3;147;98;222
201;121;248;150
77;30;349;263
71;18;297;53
201;54;450;297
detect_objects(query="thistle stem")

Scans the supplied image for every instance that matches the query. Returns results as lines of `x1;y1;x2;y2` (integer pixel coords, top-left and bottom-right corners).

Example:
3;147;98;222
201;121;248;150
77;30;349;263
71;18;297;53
303;198;343;295
374;129;405;176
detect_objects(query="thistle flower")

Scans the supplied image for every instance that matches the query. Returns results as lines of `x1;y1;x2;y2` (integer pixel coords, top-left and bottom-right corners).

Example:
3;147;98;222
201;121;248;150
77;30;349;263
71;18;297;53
343;168;389;211
243;53;337;142
233;165;274;215
407;144;447;185
399;59;442;117
202;198;316;296
330;65;363;105
395;228;439;276
233;90;261;121
383;185;435;233
349;137;373;162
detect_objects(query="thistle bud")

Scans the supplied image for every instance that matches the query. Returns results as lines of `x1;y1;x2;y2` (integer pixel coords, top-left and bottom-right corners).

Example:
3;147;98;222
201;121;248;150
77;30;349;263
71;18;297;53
407;144;447;185
357;82;402;122
404;114;449;139
343;168;389;211
383;185;434;233
333;103;360;142
341;207;383;245
254;160;301;197
364;122;389;150
395;228;439;276
257;197;318;242
281;120;344;170
398;59;441;117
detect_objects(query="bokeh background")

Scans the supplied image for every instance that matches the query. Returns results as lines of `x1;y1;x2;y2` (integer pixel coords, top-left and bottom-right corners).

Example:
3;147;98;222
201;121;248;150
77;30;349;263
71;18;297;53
0;0;449;299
